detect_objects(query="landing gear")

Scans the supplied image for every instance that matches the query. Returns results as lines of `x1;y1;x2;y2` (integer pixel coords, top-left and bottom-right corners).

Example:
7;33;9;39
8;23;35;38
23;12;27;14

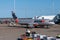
45;25;49;29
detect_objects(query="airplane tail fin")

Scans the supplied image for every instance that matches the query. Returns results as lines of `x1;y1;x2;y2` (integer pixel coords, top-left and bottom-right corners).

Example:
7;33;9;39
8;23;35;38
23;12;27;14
11;11;19;23
12;11;17;20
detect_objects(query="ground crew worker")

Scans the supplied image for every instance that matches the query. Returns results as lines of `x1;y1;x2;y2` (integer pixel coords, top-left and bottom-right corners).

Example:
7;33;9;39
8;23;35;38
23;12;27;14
26;29;31;37
23;35;28;40
37;36;40;40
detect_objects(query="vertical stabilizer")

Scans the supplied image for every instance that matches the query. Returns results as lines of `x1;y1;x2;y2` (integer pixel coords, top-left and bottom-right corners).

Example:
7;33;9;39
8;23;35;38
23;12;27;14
12;11;17;20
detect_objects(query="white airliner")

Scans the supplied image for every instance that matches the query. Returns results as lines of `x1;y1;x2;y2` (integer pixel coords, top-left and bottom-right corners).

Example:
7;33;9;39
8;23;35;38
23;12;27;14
32;15;55;20
33;14;60;25
38;15;56;25
32;15;55;25
38;15;55;20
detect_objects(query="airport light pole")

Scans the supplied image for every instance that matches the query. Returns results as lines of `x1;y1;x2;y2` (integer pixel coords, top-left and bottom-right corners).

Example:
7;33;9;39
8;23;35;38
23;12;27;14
52;0;54;14
13;0;15;13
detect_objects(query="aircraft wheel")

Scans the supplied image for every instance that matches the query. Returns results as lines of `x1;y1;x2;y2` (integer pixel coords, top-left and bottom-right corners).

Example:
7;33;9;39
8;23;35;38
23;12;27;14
45;26;49;29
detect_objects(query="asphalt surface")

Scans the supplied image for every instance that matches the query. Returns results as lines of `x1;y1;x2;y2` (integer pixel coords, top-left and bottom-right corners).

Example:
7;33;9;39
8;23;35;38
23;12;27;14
0;24;60;40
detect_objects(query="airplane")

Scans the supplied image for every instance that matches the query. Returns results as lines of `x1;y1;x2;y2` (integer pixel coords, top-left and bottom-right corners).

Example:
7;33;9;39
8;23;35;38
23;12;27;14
9;11;34;28
33;14;60;24
32;14;60;28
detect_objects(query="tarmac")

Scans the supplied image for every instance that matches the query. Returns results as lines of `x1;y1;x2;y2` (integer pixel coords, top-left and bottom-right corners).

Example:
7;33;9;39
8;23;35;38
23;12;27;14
0;24;60;40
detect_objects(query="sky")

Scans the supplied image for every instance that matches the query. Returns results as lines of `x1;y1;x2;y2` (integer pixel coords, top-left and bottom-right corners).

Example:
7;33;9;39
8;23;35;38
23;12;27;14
0;0;60;18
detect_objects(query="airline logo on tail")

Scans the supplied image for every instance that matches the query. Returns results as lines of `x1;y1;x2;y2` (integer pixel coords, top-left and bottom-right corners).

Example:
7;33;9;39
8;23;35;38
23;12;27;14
12;11;19;23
